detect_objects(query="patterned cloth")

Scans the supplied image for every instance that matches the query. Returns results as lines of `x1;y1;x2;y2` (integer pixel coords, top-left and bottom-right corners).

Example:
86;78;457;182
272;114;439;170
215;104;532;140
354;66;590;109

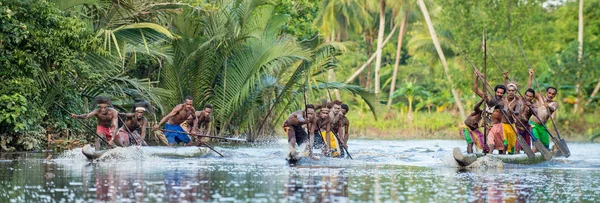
487;123;505;150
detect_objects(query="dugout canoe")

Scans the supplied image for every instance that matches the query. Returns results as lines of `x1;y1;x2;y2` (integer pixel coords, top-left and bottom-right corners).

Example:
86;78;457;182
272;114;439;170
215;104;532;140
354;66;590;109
81;144;211;160
453;147;549;167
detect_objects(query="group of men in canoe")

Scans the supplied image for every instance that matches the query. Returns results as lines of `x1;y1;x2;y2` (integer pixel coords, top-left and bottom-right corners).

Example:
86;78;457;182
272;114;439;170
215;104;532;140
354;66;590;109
71;96;213;150
460;69;558;155
283;100;350;159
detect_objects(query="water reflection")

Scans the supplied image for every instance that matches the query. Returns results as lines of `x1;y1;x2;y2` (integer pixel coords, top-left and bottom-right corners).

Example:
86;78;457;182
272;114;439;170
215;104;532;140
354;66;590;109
285;167;349;202
0;140;600;202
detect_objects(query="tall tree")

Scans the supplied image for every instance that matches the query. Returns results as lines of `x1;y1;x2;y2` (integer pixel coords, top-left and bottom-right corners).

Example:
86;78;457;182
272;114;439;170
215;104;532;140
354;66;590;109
417;0;466;119
374;0;386;94
388;6;410;109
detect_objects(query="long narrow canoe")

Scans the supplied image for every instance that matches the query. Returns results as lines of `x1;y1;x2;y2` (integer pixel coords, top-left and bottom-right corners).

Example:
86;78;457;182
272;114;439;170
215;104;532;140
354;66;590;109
453;147;549;167
81;144;210;160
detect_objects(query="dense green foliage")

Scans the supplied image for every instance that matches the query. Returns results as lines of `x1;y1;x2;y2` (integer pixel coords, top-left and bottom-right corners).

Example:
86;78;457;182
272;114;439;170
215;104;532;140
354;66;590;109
0;0;103;150
1;0;599;150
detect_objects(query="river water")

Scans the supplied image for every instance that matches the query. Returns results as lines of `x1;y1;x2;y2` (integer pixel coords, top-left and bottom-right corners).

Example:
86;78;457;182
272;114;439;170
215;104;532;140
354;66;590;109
0;139;599;202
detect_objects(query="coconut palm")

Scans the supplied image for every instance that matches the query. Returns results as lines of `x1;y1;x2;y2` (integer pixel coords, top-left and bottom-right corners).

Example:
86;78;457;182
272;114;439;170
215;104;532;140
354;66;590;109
416;0;466;119
158;0;377;140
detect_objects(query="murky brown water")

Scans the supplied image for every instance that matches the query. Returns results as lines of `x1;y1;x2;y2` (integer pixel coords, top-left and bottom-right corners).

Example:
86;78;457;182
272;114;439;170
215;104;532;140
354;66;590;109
1;140;599;202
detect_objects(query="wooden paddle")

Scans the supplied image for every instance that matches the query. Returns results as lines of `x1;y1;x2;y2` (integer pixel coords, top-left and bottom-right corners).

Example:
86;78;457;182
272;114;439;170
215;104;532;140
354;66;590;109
315;122;353;159
160;129;247;142
454;43;537;158
516;37;570;157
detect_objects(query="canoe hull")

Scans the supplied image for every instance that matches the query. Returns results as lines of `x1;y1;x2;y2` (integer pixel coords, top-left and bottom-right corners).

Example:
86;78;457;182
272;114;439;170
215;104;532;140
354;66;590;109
453;147;549;167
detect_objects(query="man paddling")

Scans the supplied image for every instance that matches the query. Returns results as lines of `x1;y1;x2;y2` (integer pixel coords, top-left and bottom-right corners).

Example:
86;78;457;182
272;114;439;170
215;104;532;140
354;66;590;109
474;70;507;154
283;104;315;157
515;88;536;153
115;102;151;146
460;99;485;154
339;104;350;150
71;96;118;150
309;103;334;157
503;81;521;154
194;104;213;145
152;96;198;146
528;70;558;151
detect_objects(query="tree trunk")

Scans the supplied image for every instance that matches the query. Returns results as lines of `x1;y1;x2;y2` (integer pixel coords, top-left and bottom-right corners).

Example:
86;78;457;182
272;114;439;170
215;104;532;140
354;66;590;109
417;0;466;120
374;0;386;94
575;0;584;113
408;97;413;124
345;25;398;83
387;11;408;109
586;79;600;106
329;69;341;100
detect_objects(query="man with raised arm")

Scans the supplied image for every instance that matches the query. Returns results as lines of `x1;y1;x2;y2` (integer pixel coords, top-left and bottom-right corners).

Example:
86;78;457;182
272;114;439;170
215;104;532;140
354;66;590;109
514;87;536;153
502;73;522;154
152;96;198;146
283;104;315;157
460;99;485;154
528;70;559;151
473;70;507;154
70;96;118;150
115;102;151;146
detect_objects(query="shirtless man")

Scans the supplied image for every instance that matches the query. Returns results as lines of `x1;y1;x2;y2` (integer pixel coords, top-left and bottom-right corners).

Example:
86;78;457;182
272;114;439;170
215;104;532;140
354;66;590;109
194;104;212;145
460;99;484;154
502;79;522;154
514;88;536;153
528;70;558;151
339;104;350;149
474;70;507;154
114;102;151;147
309;103;334;157
71;96;118;150
283;104;315;156
153;96;198;146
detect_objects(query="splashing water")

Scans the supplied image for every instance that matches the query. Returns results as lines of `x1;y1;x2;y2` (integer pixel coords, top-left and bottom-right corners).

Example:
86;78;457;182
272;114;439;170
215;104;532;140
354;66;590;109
1;139;600;202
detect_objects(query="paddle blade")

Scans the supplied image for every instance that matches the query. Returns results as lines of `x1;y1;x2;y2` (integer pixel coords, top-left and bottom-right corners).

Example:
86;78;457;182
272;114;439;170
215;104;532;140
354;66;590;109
556;139;570;158
533;140;553;161
516;134;535;158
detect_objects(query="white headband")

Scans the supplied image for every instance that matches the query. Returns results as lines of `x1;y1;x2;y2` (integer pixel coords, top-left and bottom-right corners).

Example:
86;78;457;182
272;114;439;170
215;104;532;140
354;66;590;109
135;107;146;112
507;83;518;89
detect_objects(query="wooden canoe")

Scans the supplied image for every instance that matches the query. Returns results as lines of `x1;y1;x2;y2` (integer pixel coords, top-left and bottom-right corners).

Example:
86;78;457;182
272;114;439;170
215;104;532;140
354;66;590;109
453;147;549;167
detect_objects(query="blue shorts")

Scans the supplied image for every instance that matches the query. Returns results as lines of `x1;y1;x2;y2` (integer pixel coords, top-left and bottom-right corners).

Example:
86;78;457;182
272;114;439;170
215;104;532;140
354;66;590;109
164;123;191;144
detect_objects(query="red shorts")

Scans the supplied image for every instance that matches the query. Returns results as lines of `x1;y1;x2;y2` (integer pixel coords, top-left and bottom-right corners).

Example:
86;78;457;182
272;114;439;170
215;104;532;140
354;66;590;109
96;125;115;140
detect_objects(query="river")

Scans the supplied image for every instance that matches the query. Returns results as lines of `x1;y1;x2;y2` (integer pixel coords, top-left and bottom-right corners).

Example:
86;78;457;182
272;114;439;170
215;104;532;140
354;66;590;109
0;140;599;202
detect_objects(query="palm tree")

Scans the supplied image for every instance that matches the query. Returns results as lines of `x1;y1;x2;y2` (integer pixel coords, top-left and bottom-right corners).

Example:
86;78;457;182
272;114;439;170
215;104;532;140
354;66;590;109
393;81;430;124
416;0;466;120
387;0;415;109
160;0;377;140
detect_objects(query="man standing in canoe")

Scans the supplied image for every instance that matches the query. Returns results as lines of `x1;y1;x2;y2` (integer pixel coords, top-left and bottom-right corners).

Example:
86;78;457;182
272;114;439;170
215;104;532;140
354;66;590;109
114;102;151;146
503;79;521;154
153;96;198;146
474;70;507;154
283;104;315;157
71;96;118;150
194;104;213;145
529;70;558;151
514;88;536;153
460;99;485;154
